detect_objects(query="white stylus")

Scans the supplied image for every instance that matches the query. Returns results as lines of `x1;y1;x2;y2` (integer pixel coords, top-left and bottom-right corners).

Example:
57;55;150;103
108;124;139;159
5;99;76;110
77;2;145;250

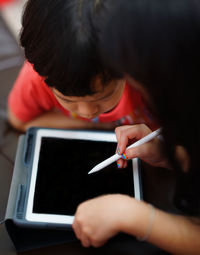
88;128;162;174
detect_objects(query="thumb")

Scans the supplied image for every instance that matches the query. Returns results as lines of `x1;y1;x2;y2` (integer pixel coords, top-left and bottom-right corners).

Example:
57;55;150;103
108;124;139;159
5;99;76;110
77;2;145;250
125;144;148;159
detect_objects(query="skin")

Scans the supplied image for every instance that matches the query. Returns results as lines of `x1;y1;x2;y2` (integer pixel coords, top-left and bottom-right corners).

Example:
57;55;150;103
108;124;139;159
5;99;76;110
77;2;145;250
8;78;125;132
73;78;200;254
52;77;125;120
73;124;200;255
73;192;200;255
115;124;172;169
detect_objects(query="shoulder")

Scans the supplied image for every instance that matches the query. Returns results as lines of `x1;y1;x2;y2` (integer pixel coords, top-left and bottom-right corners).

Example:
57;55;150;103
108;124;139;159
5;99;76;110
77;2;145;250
124;81;142;101
9;61;54;104
125;81;138;93
20;61;44;83
16;61;51;94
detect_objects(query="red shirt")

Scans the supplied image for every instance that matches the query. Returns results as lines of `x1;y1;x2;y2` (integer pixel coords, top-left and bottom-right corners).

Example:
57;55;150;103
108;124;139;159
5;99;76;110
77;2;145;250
8;62;157;128
0;0;15;6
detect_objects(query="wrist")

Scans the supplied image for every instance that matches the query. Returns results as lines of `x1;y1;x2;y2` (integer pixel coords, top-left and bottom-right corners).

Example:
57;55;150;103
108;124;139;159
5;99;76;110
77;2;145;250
137;204;155;241
117;198;143;232
119;199;155;239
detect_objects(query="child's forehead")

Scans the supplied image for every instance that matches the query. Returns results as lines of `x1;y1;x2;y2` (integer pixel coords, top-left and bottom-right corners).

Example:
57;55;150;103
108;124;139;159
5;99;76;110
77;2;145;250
53;79;125;103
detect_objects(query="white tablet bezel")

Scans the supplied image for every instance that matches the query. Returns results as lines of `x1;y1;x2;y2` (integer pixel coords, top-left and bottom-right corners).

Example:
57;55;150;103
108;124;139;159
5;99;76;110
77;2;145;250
25;129;141;225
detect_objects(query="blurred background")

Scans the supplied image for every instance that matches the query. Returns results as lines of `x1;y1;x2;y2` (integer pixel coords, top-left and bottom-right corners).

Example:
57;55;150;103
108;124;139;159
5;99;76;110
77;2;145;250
0;0;26;39
0;0;25;253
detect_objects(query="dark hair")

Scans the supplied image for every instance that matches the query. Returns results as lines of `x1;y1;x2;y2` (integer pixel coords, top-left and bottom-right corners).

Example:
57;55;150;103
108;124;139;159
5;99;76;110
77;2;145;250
101;0;200;215
20;0;121;96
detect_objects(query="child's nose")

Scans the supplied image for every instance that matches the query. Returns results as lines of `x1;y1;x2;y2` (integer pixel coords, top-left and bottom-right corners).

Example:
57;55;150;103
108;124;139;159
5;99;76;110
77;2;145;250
77;102;98;119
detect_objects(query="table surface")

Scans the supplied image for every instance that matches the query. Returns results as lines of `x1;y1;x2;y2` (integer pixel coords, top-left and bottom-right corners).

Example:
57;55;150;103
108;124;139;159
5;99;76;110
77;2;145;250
0;14;175;255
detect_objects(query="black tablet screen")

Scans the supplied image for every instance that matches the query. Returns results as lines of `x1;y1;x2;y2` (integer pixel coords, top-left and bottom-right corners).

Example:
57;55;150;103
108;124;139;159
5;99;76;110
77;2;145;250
33;137;134;216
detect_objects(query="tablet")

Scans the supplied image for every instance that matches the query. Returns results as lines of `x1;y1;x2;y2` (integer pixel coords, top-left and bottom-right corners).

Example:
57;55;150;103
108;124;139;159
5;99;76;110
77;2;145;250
19;129;142;228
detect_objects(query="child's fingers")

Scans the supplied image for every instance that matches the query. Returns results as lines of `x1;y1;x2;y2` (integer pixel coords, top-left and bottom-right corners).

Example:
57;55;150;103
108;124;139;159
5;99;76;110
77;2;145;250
117;159;121;168
115;124;152;153
92;239;107;248
72;220;81;240
115;125;133;140
115;125;134;153
125;142;153;160
73;217;91;247
117;158;128;168
116;144;129;169
117;158;123;168
122;160;128;168
80;234;91;248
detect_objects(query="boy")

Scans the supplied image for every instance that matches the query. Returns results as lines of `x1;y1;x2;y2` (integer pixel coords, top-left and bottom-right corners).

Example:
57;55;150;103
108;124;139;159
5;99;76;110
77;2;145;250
8;0;156;131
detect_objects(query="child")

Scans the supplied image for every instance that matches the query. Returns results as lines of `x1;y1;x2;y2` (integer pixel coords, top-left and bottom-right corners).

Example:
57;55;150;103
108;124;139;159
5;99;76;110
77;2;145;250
8;0;157;132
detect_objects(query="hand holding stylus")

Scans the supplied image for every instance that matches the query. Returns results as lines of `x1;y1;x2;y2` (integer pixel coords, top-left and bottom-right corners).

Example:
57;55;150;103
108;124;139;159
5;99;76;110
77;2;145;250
115;124;172;170
88;127;162;174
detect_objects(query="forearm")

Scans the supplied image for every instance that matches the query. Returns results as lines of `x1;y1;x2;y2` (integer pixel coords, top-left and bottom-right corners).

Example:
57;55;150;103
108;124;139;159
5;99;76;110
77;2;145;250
8;109;114;132
151;211;200;255
23;111;94;131
122;200;200;255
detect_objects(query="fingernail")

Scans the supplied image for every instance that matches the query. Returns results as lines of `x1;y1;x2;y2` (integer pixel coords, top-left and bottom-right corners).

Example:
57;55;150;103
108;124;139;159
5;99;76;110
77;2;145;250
122;153;128;160
117;163;120;168
117;147;121;155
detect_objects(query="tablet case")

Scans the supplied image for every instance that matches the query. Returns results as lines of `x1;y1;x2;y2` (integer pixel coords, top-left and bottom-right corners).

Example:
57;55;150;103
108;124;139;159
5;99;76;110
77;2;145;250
5;128;165;254
5;134;77;251
5;128;71;229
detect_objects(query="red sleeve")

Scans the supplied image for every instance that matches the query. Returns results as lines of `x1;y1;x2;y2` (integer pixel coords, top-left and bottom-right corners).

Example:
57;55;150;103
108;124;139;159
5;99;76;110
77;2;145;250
8;62;56;122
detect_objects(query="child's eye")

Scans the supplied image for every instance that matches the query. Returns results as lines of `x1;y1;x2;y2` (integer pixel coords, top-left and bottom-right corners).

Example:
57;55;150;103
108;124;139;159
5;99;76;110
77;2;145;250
99;95;112;102
63;99;74;103
58;97;75;104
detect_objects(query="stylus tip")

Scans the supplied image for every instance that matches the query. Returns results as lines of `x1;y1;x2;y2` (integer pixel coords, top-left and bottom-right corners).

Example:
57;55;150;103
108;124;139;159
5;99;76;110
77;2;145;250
88;169;95;174
88;166;100;174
